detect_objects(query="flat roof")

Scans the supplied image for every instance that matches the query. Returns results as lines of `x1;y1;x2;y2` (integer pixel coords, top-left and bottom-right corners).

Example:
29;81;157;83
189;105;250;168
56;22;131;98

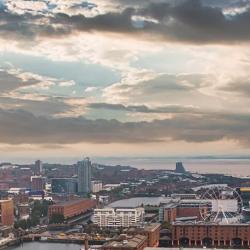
103;234;146;248
173;221;250;226
52;199;92;207
126;223;160;232
145;248;244;250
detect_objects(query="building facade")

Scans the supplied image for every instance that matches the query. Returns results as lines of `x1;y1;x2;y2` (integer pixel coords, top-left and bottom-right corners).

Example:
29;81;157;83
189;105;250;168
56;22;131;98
34;160;43;175
126;223;161;247
51;178;77;194
101;234;147;250
0;200;14;226
94;207;145;228
172;222;250;248
48;199;96;220
30;176;45;191
91;180;103;193
159;200;209;223
77;158;92;193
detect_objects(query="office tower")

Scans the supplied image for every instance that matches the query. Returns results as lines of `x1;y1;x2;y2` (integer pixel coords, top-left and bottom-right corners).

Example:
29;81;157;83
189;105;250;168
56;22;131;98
31;176;45;191
51;178;77;194
34;160;43;175
77;157;92;193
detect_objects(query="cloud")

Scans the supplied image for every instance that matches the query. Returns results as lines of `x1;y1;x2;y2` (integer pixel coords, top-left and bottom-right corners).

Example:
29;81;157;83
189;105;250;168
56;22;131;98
219;77;250;97
2;0;250;44
85;87;98;92
0;69;39;93
58;80;75;87
0;96;72;117
88;102;200;114
103;73;213;105
0;109;250;146
0;68;87;117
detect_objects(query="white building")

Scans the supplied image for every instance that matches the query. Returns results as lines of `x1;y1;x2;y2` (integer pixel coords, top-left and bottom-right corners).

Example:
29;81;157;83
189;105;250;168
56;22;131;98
91;180;103;193
93;207;145;228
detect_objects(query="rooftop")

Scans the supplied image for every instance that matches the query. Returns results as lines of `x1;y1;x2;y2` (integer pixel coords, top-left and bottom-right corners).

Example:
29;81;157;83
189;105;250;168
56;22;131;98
172;221;250;226
126;223;160;233
52;198;93;207
102;234;146;248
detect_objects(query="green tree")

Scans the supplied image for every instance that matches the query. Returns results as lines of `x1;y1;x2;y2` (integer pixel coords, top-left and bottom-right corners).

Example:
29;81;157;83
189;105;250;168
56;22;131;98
49;213;65;224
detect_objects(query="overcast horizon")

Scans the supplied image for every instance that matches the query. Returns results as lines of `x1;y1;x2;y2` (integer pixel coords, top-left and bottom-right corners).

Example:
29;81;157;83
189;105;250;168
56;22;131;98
1;0;250;160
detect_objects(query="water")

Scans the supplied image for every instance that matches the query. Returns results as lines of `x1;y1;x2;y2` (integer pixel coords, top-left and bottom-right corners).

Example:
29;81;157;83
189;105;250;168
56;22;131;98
9;242;81;250
94;157;250;177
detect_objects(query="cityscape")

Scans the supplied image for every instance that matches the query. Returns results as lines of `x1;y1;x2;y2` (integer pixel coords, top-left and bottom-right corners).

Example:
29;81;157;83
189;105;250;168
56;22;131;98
1;159;250;249
1;0;250;250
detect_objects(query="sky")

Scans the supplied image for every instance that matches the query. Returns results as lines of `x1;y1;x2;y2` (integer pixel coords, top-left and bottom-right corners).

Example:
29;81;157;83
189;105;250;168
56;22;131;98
1;0;250;162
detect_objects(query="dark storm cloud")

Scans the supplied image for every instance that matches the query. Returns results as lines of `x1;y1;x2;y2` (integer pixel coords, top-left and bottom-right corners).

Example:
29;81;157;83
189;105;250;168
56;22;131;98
51;7;135;33
1;0;250;44
0;109;250;145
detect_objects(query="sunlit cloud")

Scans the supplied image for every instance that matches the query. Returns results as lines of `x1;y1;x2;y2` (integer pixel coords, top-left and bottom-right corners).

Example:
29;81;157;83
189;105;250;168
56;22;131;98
1;0;250;157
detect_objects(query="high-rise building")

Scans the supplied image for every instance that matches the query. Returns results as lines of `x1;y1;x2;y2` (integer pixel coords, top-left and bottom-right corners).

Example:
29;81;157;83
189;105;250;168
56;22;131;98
34;160;43;175
175;162;186;173
77;157;92;193
31;176;45;191
51;178;77;194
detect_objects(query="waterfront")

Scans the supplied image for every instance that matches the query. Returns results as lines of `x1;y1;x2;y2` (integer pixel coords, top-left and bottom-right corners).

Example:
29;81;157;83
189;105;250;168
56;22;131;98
94;157;250;177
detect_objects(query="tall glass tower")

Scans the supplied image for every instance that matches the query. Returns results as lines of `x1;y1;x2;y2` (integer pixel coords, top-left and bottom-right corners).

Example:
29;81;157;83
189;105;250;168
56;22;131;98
77;157;92;193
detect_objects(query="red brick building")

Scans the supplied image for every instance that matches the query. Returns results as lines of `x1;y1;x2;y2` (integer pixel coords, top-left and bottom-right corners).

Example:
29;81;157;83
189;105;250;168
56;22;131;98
101;234;147;250
126;223;160;247
31;176;45;191
48;199;96;219
161;200;209;223
172;222;250;248
0;200;14;226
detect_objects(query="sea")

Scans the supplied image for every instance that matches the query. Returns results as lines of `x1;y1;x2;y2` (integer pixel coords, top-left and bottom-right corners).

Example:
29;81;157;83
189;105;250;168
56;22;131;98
93;157;250;177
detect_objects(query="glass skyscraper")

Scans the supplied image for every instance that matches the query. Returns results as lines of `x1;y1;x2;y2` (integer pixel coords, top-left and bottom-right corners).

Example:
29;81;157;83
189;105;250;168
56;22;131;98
77;157;92;193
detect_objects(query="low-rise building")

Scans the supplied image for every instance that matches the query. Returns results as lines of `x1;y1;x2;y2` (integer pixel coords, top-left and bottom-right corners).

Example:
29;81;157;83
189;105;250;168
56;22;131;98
94;207;145;228
172;222;250;248
91;180;103;193
126;223;161;247
48;199;96;220
17;204;30;219
159;199;209;223
101;234;147;250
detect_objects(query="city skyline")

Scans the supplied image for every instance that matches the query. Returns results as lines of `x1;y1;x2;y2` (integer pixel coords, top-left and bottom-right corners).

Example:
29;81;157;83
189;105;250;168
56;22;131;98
1;0;250;160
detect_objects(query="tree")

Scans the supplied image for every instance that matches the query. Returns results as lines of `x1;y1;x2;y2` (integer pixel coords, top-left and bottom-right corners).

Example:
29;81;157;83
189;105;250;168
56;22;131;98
161;221;171;230
49;213;65;224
